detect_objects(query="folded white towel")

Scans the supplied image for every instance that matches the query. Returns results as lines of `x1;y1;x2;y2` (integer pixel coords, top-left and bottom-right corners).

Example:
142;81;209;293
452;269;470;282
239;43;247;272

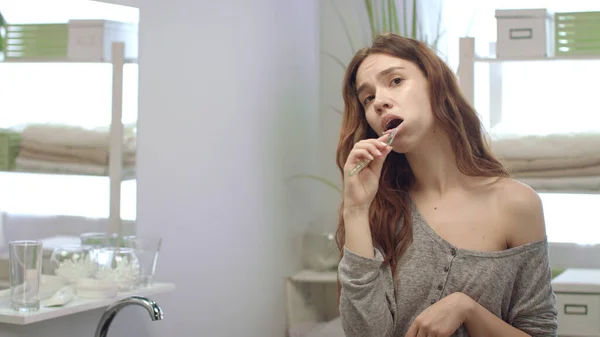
21;123;136;152
504;155;600;172
491;132;600;160
15;157;107;176
518;176;600;193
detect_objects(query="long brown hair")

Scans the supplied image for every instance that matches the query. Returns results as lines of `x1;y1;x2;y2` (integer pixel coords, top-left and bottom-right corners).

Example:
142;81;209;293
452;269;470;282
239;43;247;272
336;34;509;284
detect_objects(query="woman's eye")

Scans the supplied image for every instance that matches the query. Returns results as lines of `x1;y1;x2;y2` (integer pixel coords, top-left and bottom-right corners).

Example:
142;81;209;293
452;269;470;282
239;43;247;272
391;77;403;86
363;95;374;105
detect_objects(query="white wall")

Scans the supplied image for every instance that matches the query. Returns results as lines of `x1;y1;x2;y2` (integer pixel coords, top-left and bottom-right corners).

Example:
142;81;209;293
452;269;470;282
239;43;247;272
135;1;320;337
0;0;320;336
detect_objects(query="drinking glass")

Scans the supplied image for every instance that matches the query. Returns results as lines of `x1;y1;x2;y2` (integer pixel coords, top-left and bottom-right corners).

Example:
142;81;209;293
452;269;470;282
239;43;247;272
123;236;162;287
9;240;43;312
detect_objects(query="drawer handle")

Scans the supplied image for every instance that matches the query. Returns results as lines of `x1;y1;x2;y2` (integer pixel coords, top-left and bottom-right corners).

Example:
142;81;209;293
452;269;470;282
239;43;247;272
509;28;532;40
564;304;588;315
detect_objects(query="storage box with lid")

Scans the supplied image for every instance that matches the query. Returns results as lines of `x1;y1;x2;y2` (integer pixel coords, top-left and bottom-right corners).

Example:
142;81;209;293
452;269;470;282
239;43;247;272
67;20;138;62
495;8;554;58
552;268;600;337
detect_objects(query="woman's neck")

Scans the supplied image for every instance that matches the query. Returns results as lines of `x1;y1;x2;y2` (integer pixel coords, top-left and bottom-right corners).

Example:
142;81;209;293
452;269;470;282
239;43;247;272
406;130;465;197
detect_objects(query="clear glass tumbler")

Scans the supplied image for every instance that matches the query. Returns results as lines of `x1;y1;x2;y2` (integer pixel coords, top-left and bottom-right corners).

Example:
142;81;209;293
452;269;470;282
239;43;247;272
9;240;43;312
123;236;162;287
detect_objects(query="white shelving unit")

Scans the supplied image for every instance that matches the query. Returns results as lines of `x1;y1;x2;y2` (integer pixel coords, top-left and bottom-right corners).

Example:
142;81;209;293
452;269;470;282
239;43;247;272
457;37;600;194
1;41;136;236
457;37;600;130
286;269;339;330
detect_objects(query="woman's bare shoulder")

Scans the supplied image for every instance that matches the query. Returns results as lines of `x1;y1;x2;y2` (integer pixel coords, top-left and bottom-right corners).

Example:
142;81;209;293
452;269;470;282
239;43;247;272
490;178;547;248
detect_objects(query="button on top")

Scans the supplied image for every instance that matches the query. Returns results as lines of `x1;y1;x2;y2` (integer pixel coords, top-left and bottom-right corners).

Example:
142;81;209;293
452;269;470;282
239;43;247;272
444;266;449;272
450;248;457;256
437;284;443;290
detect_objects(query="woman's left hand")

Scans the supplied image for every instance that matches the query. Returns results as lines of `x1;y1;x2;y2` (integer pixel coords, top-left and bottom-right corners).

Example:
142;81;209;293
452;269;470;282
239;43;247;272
405;292;474;337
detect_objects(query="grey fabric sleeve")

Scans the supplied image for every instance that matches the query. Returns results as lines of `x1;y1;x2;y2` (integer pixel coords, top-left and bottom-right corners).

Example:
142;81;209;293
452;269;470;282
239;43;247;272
505;242;558;337
338;246;396;337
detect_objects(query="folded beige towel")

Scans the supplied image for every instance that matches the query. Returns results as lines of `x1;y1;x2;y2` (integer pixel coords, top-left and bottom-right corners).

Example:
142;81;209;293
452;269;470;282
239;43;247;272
504;155;600;173
15;157;107;176
491;132;600;160
21;123;137;152
517;176;600;192
20;139;136;166
15;157;136;178
512;165;600;178
20;140;109;165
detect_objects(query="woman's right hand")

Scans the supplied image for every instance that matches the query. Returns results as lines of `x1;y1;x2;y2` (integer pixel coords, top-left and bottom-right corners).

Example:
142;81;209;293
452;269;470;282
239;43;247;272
343;133;393;213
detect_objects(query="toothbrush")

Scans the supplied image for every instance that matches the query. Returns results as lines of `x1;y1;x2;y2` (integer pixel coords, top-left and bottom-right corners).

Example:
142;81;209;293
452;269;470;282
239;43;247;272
348;127;398;177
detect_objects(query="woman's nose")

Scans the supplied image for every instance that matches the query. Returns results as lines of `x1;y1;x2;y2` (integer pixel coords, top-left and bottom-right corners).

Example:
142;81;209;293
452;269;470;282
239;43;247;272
374;97;393;114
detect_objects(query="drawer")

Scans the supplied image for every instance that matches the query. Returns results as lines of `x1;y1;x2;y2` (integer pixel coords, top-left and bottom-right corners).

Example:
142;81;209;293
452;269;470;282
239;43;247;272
556;293;600;337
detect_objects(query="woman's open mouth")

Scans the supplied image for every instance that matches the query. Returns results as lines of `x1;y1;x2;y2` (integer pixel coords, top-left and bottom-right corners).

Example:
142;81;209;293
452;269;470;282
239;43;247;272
382;116;403;133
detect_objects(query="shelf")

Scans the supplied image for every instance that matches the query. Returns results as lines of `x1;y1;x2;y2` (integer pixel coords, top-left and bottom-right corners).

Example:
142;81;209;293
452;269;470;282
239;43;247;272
516;177;600;195
475;55;600;62
0;282;175;325
0;170;136;181
1;57;138;64
290;270;337;283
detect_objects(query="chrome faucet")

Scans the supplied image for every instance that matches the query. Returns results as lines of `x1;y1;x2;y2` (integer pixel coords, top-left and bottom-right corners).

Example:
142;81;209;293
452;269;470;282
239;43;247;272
95;296;164;337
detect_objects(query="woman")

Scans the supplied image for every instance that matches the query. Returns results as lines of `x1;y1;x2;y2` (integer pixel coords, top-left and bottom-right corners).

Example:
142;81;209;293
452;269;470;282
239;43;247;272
336;33;558;337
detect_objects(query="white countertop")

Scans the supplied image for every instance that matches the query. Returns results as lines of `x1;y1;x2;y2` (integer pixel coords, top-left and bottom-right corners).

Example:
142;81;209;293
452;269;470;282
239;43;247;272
0;282;175;325
290;270;337;283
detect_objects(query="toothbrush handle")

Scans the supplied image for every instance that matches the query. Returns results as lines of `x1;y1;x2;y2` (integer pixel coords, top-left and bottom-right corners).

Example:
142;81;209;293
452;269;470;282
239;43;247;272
348;158;372;177
348;128;398;177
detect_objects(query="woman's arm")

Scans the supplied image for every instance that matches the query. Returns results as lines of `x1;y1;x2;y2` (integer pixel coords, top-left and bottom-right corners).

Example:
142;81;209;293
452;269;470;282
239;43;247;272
344;208;375;258
403;292;530;337
339;209;396;337
466;182;557;336
462;296;530;337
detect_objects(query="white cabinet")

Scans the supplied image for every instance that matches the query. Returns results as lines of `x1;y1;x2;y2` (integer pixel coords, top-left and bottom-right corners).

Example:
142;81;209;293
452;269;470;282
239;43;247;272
552;268;600;337
286;270;339;331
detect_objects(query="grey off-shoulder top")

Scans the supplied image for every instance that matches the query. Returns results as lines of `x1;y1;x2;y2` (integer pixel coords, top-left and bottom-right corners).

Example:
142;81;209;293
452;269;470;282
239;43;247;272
338;202;558;337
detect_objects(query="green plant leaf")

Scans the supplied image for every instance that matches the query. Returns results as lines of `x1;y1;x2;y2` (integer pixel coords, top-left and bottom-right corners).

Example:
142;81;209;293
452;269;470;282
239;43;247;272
432;29;446;52
0;11;4;54
321;50;346;70
403;0;408;36
390;0;400;35
381;0;389;33
288;174;342;194
364;0;376;41
330;0;357;53
329;105;343;116
411;0;417;39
